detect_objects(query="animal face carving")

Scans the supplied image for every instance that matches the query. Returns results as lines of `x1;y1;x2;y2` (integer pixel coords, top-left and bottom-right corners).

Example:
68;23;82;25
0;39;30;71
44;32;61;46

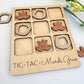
51;22;66;31
35;39;51;52
16;10;30;20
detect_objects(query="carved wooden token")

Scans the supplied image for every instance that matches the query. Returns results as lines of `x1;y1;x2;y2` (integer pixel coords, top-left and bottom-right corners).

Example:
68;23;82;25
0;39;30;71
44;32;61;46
32;9;46;20
0;13;12;24
35;39;51;51
16;10;30;20
55;35;70;50
51;22;66;31
77;46;84;57
15;24;31;36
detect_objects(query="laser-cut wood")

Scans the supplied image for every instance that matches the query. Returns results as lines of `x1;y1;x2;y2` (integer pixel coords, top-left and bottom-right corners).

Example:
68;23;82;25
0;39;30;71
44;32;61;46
0;13;12;24
55;35;70;50
11;5;81;76
51;22;66;31
15;24;31;36
16;10;30;20
35;39;51;51
32;9;46;20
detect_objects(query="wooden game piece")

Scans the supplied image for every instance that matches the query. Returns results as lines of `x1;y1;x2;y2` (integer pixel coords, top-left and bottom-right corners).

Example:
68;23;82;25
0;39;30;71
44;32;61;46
77;46;84;57
16;10;30;20
16;24;31;36
51;22;66;31
32;9;46;20
35;39;51;51
55;35;70;50
80;46;84;51
0;13;12;24
11;6;80;75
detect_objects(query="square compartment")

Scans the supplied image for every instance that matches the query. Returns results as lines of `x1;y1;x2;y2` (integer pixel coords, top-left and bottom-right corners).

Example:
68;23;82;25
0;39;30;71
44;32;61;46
47;7;63;19
15;9;30;21
14;38;33;56
50;20;67;34
54;34;73;51
15;22;32;36
34;36;53;53
33;21;50;35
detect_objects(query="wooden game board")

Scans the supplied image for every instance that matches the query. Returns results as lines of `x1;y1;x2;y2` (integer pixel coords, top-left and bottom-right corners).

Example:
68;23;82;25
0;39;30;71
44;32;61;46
11;5;81;75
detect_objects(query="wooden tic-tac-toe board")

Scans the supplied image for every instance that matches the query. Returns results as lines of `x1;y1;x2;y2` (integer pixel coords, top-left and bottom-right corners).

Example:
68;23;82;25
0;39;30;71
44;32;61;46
11;5;80;75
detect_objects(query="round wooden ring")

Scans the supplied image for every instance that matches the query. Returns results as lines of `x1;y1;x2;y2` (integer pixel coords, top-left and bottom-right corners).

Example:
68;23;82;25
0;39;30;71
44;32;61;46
16;24;31;36
32;9;46;20
0;13;12;24
55;35;70;50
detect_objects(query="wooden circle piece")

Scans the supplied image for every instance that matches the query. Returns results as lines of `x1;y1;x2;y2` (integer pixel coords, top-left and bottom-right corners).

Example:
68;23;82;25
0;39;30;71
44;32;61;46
55;35;70;50
32;9;46;20
0;13;12;24
16;24;31;36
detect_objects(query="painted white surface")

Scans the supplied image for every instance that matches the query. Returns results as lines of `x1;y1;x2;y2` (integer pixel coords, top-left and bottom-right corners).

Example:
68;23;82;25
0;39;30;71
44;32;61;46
0;0;84;84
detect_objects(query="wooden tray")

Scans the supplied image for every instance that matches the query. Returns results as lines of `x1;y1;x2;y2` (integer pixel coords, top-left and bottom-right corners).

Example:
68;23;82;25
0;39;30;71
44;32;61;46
11;5;81;75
